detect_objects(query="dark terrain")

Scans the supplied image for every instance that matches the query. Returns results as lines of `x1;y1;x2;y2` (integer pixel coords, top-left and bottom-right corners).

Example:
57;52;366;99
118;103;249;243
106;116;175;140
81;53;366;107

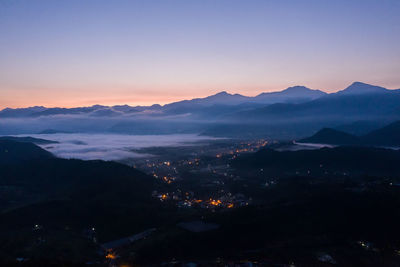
1;135;400;266
300;120;400;147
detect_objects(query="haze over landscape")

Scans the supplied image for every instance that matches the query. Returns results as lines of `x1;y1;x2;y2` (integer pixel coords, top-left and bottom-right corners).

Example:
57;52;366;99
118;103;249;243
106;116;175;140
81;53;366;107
1;1;400;266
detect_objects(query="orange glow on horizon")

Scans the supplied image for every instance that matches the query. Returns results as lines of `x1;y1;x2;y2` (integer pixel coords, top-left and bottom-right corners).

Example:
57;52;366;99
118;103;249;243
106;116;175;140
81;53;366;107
1;80;399;109
0;81;328;109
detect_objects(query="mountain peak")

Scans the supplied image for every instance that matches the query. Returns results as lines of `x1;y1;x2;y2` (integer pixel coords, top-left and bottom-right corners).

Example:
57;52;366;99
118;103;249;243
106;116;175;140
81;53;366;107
91;104;107;109
339;82;388;95
351;81;368;86
268;86;325;96
283;86;310;92
213;91;231;96
204;91;247;101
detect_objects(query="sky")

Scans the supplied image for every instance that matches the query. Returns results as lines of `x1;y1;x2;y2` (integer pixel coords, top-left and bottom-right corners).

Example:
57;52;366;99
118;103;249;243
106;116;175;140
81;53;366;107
0;0;400;108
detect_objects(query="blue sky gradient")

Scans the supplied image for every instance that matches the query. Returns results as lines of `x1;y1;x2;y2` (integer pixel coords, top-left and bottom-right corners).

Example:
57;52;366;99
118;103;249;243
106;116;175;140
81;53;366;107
0;0;399;107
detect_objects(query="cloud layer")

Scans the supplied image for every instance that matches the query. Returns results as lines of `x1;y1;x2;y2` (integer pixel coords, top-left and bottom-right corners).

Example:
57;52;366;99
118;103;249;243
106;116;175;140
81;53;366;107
22;133;217;161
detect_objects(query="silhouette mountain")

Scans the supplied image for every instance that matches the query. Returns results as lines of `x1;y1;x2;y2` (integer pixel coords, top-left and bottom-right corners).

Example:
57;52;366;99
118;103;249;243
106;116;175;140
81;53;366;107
362;121;400;146
0;86;327;118
336;82;389;95
0;139;161;246
298;120;400;147
198;91;250;105
162;91;250;111
227;82;400;122
1;82;399;138
298;128;360;145
166;86;326;107
0;140;54;164
0;106;46;117
253;86;326;104
0;136;58;144
334;120;387;136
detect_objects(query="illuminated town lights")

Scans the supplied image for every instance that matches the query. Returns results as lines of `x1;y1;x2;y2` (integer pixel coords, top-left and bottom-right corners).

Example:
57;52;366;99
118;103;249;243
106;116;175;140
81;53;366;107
106;252;117;260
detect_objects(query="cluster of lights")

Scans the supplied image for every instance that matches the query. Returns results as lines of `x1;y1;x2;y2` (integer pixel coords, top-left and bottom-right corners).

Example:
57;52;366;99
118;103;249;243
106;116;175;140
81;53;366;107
214;140;268;159
105;251;117;260
162;176;176;184
155;193;236;209
207;198;235;208
209;199;222;206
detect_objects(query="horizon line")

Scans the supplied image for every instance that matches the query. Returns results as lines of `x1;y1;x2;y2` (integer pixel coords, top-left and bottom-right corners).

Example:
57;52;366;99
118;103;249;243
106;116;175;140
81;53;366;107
1;81;398;110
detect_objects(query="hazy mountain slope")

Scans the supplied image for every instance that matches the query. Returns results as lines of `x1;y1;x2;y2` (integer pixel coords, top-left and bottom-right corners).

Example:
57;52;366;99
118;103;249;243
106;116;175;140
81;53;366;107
162;86;326;115
298;120;400;147
0;86;327;118
253;86;326;104
298;128;360;145
1;82;399;138
361;121;400;146
164;91;250;108
334;120;387;136
335;81;389;95
0;106;46;118
226;83;400;122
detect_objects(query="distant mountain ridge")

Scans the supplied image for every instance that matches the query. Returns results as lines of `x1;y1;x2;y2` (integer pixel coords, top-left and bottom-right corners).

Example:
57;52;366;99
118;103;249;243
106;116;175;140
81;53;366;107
0;82;397;119
226;82;400;121
335;82;389;95
1;82;400;139
254;86;326;104
0;84;328;117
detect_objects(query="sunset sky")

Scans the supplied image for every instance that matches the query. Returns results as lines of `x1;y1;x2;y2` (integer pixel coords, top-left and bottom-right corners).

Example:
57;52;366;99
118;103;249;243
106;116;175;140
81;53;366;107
0;0;399;108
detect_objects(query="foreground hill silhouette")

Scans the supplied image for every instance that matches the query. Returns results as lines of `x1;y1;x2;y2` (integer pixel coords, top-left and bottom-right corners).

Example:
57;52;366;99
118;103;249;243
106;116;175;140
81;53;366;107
299;121;400;147
0;140;54;163
0;136;58;144
0;140;170;262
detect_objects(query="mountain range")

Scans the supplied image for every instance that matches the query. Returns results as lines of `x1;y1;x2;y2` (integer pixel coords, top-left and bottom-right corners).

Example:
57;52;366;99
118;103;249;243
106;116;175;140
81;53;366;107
1;82;400;139
0;82;397;119
0;84;331;117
